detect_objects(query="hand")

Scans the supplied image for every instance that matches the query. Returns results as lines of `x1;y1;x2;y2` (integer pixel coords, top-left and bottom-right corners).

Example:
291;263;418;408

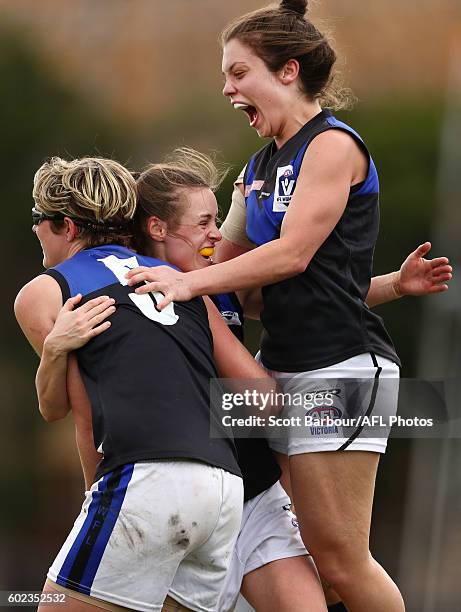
397;242;452;297
44;294;115;354
125;266;193;309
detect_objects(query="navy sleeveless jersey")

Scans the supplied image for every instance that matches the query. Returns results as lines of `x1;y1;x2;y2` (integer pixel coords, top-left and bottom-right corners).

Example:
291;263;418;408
211;293;281;501
244;109;400;372
45;245;241;481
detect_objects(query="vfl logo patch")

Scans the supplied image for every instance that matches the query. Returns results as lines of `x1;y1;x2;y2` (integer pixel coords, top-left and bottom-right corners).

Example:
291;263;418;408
273;165;296;211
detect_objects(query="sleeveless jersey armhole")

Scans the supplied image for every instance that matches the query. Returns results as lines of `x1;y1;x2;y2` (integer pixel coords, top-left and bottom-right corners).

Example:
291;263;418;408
43;269;70;304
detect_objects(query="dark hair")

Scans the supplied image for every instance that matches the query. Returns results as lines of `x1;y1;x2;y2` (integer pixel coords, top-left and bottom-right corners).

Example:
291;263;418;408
221;0;352;109
134;147;227;252
280;0;307;16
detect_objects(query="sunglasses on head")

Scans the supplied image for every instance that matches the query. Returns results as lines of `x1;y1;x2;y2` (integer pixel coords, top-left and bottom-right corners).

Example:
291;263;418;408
31;207;65;226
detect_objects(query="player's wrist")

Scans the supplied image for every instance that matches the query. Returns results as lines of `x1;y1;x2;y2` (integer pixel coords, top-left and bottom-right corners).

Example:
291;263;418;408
187;269;208;299
392;270;403;298
43;335;70;359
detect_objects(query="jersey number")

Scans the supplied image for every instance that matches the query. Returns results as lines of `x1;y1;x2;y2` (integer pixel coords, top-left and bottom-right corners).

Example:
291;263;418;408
98;255;179;326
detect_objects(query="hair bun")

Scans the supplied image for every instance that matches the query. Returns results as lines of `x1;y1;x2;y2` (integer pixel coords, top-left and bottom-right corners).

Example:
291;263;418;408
280;0;308;17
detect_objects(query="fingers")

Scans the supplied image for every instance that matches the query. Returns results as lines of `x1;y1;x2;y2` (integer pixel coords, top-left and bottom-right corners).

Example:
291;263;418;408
125;266;160;286
65;296;116;334
86;299;116;322
88;306;116;326
125;266;148;280
430;265;452;278
428;283;449;294
88;320;112;337
155;293;174;310
134;282;161;295
429;257;452;272
64;293;82;310
132;282;172;308
126;273;150;286
431;271;452;283
80;295;114;313
414;242;432;258
125;265;174;286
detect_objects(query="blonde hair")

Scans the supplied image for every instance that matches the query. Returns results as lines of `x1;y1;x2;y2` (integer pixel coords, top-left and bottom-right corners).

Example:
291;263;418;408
33;156;138;247
134;147;227;252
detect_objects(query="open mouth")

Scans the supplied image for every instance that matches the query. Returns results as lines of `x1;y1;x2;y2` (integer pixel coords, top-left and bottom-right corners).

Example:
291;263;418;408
233;103;258;127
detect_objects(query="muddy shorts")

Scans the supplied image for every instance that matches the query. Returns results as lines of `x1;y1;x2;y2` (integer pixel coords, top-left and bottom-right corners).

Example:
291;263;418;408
48;460;243;612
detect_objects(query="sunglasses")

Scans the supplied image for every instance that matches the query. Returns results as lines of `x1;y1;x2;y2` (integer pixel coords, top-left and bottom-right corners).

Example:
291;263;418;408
31;206;132;234
31;207;65;226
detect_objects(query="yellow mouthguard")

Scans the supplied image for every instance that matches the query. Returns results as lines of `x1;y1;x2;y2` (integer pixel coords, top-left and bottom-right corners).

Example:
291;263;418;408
199;247;214;257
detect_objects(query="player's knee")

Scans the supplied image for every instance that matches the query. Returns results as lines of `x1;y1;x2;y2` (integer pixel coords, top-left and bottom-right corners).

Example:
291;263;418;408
310;544;372;591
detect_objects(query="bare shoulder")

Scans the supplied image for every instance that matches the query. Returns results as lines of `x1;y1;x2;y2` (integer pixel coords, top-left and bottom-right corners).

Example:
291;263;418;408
14;275;63;354
301;128;368;183
14;274;62;319
308;128;363;158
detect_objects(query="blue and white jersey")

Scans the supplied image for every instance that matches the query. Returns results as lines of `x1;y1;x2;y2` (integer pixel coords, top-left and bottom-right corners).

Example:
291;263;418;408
243;110;399;372
45;244;241;481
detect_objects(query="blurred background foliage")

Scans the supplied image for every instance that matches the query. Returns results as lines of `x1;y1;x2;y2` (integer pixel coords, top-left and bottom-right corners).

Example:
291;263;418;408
0;0;458;607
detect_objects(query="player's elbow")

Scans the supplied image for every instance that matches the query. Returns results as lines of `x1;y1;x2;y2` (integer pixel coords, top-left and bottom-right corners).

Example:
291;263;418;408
39;407;58;422
272;251;306;277
277;237;312;276
281;252;309;276
39;408;67;423
291;255;309;275
38;400;69;422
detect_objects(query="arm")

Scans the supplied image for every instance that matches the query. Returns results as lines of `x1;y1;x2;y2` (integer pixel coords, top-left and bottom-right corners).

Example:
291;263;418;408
237;287;263;320
127;130;360;307
68;354;103;489
218;183;263;318
40;294;113;486
213;240;453;319
36;294;115;421
204;296;267;379
204;297;281;416
366;242;452;308
15;280;113;488
215;238;251;264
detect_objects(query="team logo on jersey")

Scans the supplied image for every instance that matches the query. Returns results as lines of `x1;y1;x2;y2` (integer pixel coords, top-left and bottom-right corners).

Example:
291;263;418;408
273;165;296;211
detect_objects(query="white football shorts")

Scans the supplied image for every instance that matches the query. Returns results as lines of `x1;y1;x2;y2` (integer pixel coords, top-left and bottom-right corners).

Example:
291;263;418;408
258;352;400;455
217;481;308;612
48;460;243;612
